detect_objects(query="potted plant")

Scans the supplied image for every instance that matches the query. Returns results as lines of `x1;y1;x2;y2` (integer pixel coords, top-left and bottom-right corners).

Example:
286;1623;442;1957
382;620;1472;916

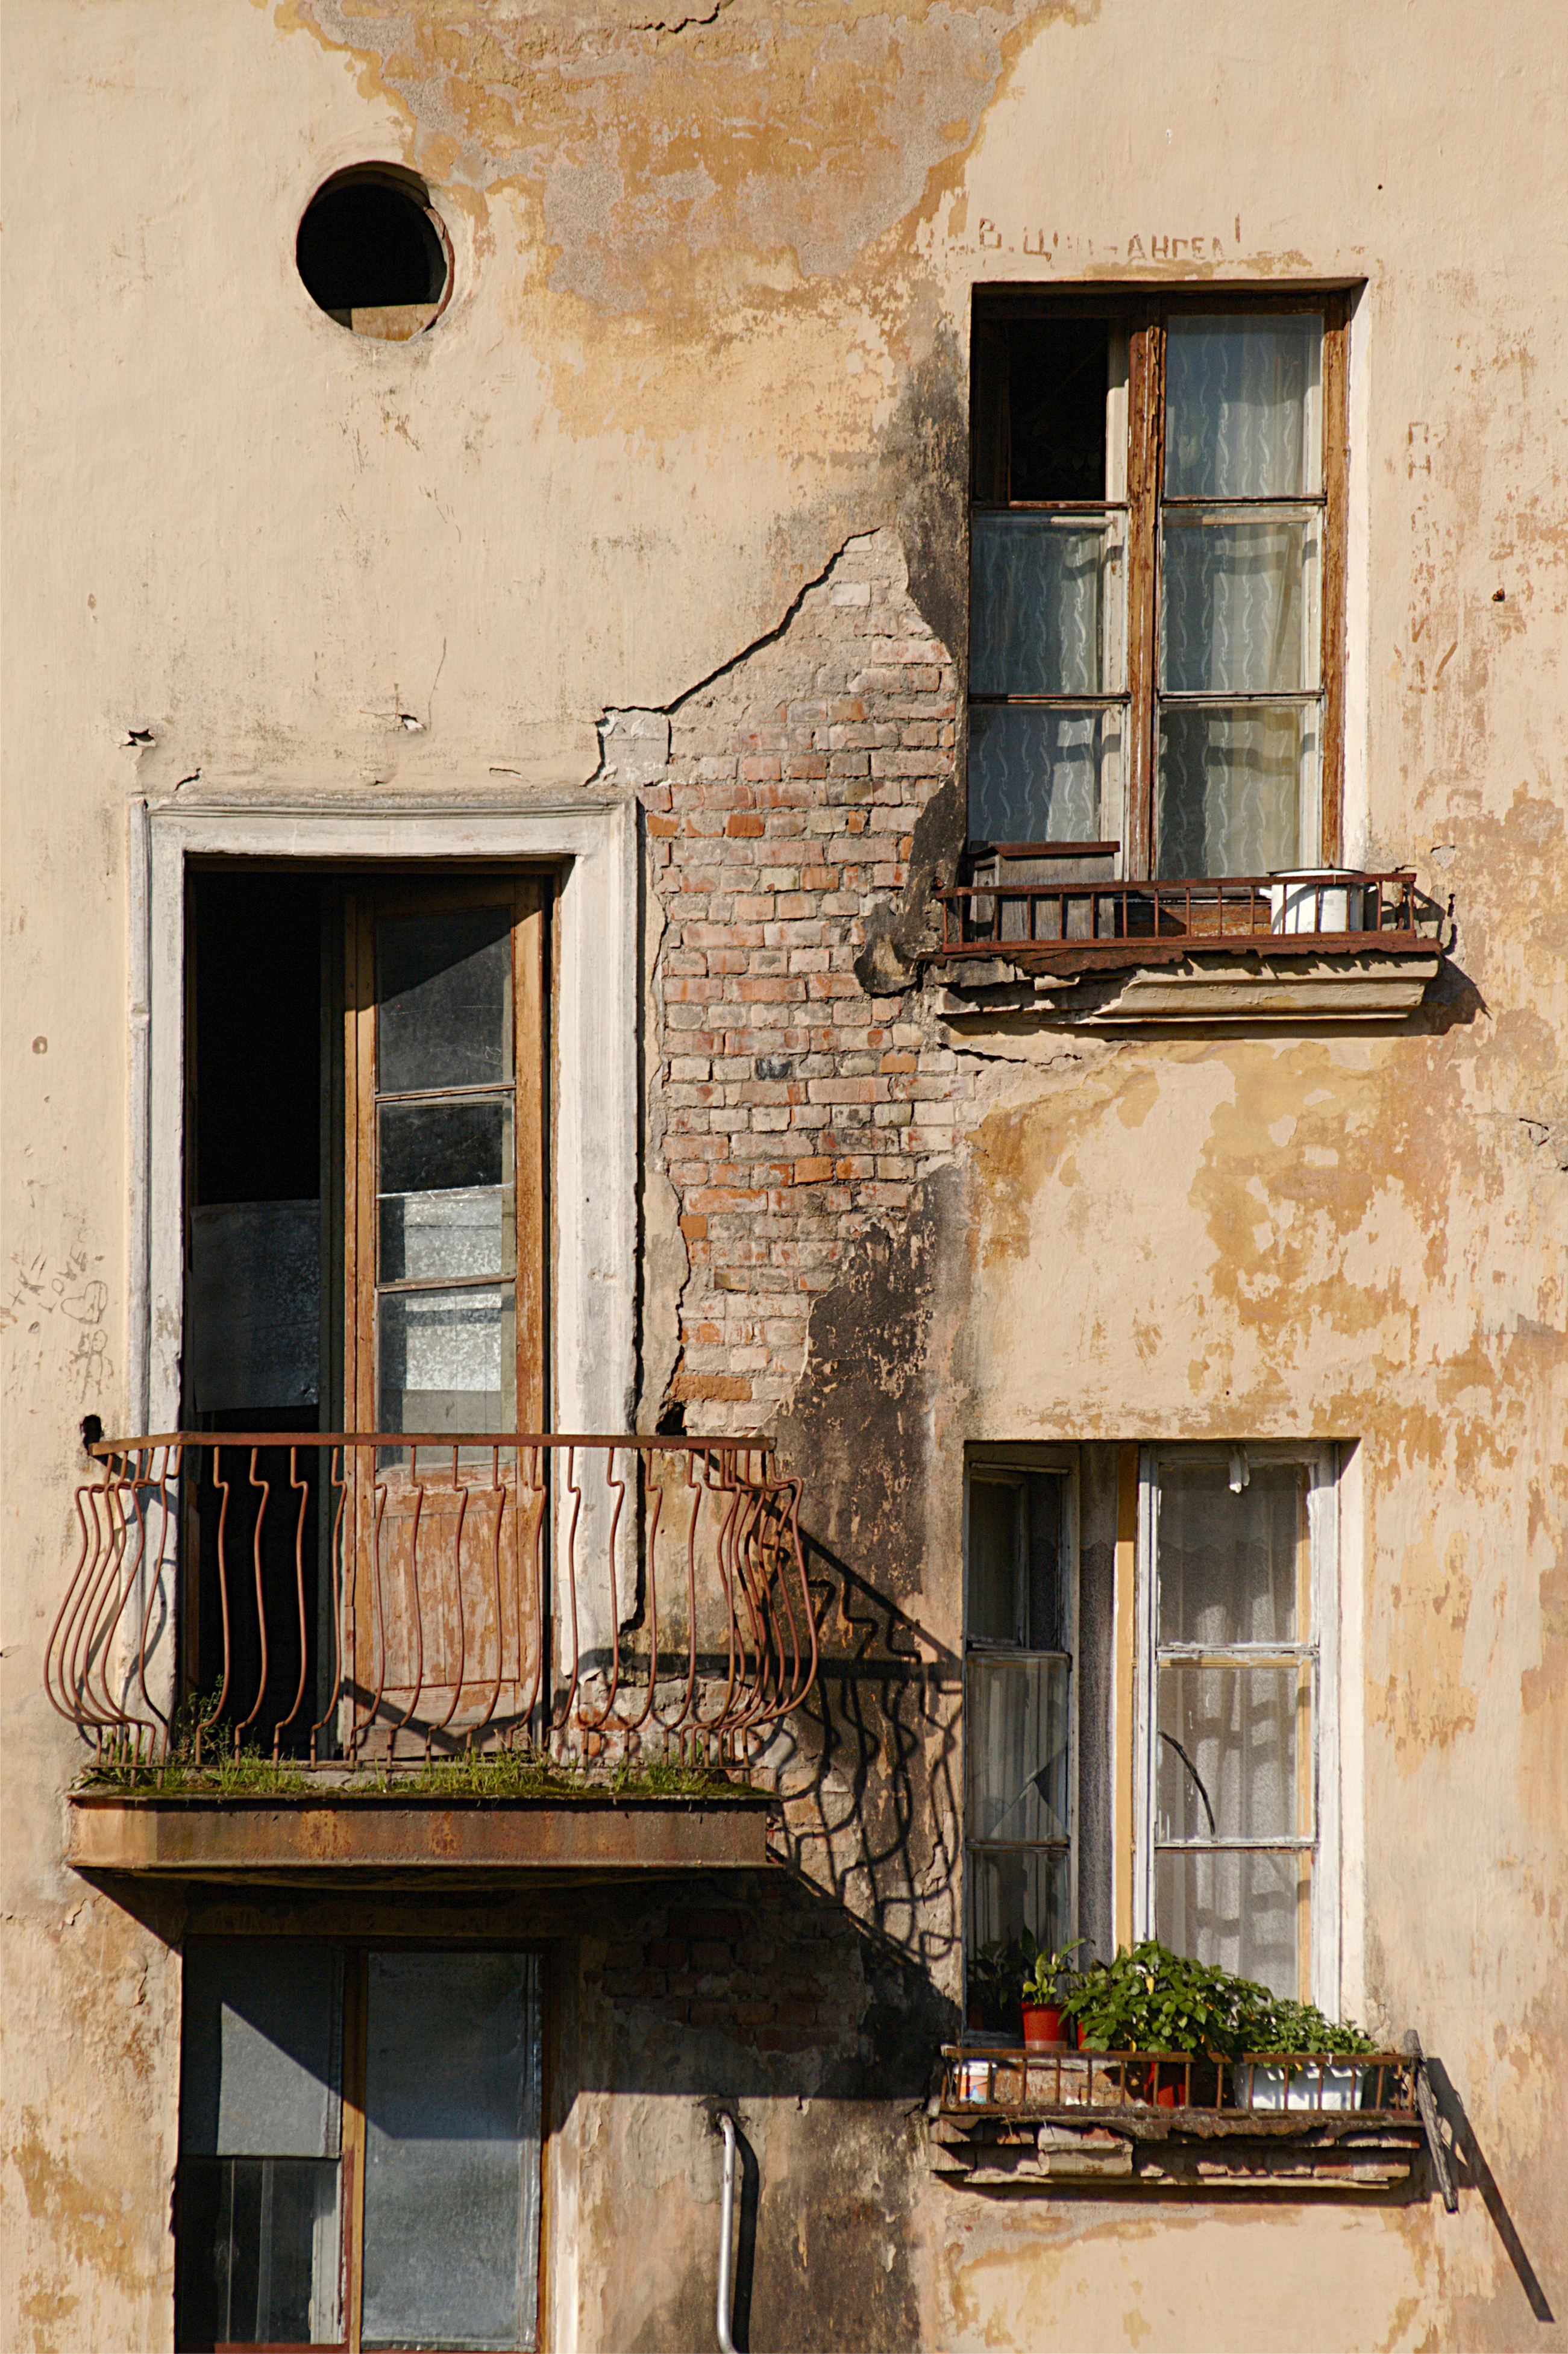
1056;1939;1269;2106
1231;1997;1379;2112
1019;1938;1084;2047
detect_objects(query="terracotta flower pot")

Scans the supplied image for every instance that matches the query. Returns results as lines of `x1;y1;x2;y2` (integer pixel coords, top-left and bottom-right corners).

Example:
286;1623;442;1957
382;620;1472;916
1021;2003;1075;2048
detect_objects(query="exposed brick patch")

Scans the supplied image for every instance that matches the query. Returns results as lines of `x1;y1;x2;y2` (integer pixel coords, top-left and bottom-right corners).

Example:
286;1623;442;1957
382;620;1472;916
582;1877;867;2061
639;530;968;1431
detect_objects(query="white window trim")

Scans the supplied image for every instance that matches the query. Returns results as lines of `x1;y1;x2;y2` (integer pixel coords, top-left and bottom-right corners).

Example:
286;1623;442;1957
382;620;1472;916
125;793;638;1710
1132;1442;1341;2013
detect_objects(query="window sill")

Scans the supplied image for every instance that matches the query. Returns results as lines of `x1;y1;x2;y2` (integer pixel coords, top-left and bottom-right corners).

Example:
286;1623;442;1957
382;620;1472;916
927;2104;1427;2193
928;941;1443;1028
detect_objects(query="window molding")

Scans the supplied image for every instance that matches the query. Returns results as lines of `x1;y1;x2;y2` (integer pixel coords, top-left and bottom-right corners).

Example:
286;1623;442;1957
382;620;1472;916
138;795;636;1442
129;796;636;1724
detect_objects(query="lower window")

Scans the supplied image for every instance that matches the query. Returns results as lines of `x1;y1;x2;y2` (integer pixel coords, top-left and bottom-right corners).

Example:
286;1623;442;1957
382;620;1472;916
177;1942;543;2352
962;1442;1344;2029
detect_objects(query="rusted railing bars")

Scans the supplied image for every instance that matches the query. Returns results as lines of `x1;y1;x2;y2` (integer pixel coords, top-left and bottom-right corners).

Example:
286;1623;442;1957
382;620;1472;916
46;1434;817;1772
940;2045;1419;2117
932;868;1428;961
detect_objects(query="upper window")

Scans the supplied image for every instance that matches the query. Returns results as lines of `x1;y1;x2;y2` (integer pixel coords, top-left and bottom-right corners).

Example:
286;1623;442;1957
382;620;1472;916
968;294;1349;880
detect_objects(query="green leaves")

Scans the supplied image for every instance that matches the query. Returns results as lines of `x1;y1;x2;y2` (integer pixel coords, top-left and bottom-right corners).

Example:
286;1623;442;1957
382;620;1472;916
1056;1941;1373;2057
1021;1936;1086;2006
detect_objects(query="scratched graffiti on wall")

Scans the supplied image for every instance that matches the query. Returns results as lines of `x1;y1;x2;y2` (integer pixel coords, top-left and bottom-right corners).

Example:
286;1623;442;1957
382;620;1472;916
1;1241;111;1405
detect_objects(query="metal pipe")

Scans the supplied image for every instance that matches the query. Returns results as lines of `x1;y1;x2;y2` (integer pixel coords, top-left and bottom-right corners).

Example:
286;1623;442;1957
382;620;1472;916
715;2111;738;2354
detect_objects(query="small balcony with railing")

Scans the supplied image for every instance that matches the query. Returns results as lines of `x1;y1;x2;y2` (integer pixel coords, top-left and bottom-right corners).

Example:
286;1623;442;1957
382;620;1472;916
50;1430;817;1884
928;854;1448;1025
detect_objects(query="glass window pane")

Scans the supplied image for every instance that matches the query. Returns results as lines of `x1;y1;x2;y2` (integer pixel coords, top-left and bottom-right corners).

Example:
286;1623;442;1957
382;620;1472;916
180;1942;343;2159
968;1478;1021;1643
378;909;513;1095
966;1657;1070;1845
1155;702;1309;877
378;1284;514;1436
968;704;1120;847
1156;1663;1306;1842
362;1951;542;2353
972;315;1111;503
970;513;1124;697
1023;1472;1066;1652
380;1100;514;1283
1157;1460;1306;1645
968;1846;1071;1968
1155;1847;1305;2002
1159;512;1319;694
177;2157;340;2350
1164;316;1322;500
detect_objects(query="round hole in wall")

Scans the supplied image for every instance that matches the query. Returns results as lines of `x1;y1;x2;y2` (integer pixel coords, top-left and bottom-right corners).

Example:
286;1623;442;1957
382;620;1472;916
296;165;451;341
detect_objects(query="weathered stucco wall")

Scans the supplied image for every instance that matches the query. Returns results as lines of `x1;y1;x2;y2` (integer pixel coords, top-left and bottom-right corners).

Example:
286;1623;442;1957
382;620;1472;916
4;1;1566;2347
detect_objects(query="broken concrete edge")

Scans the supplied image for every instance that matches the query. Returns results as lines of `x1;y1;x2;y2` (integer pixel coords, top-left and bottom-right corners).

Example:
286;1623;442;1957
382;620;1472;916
923;947;1446;1028
925;2108;1429;2194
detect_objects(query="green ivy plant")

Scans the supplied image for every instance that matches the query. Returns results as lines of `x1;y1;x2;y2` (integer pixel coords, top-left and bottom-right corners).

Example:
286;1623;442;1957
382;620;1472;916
968;1936;1025;2033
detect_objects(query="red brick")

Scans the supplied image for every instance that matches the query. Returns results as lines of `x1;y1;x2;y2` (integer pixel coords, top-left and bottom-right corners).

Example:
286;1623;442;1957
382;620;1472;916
726;812;766;837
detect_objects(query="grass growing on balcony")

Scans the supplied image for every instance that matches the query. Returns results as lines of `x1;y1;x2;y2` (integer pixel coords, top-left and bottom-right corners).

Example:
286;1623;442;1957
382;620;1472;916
75;1745;751;1803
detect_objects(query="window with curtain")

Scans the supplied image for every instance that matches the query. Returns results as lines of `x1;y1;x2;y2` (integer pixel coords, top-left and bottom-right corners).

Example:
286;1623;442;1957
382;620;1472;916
968;294;1347;881
1136;1446;1340;2004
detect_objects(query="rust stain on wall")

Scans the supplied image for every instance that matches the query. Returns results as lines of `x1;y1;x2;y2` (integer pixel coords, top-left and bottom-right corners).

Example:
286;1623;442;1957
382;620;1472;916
278;0;1096;311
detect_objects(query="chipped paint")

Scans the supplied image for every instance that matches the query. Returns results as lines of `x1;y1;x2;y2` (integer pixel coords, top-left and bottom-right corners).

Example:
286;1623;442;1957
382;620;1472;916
5;0;1568;2347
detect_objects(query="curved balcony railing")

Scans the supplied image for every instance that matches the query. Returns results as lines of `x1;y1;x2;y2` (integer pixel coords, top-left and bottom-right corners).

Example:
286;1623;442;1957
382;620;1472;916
47;1434;816;1774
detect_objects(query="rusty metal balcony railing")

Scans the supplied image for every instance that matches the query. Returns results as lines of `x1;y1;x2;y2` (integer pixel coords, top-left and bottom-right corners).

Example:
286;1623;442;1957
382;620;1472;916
47;1434;816;1774
932;867;1436;972
939;2044;1419;2117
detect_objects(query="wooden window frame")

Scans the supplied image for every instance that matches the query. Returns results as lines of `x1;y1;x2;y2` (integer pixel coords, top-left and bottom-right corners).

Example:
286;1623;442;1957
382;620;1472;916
178;1938;548;2354
344;871;548;1446
968;289;1351;879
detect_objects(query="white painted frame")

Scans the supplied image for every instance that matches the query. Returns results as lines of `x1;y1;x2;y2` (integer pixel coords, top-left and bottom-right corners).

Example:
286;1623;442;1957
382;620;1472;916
125;794;639;1713
135;796;637;1442
1133;1443;1343;2015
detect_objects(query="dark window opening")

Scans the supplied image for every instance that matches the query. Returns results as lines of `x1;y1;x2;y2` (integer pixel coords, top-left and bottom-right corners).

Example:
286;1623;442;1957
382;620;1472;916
296;169;450;339
179;866;548;1765
184;871;334;1756
971;316;1110;505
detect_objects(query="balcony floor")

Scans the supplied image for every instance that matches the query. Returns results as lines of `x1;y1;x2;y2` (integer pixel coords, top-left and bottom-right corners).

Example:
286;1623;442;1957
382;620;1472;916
67;1789;774;1886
